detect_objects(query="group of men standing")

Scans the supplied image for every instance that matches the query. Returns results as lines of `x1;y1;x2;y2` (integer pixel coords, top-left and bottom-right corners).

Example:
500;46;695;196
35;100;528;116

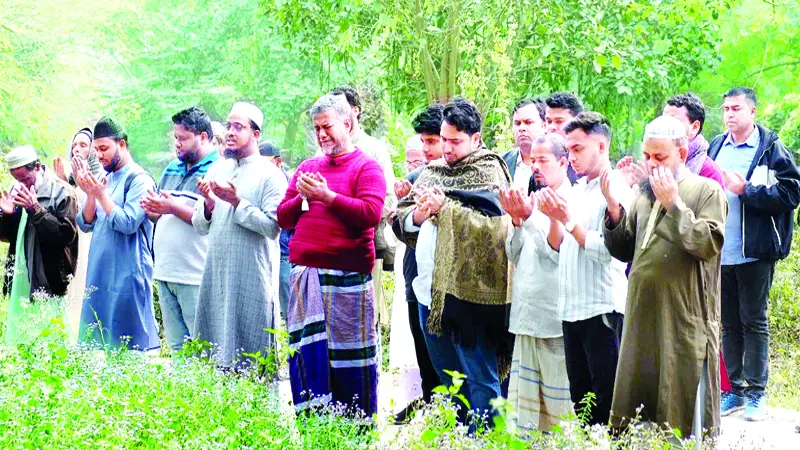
2;84;799;439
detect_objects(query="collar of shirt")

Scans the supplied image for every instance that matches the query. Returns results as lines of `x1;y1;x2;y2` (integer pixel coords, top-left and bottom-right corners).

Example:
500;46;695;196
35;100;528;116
722;126;759;149
173;151;219;176
515;148;531;168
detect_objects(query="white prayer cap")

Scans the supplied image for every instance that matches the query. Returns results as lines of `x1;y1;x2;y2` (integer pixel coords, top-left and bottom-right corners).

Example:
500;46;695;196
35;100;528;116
644;115;687;140
405;135;424;153
5;144;39;170
229;102;264;130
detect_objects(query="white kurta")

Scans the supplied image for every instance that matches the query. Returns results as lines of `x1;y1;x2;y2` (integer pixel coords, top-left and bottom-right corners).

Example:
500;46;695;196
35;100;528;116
192;153;287;367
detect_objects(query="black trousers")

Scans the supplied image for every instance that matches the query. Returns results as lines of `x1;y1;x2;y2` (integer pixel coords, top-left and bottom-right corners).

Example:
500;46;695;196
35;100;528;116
408;301;439;401
562;312;623;426
721;260;775;398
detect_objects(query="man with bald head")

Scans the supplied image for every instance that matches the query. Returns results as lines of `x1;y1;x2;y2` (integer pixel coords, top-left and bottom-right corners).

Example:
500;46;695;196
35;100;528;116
192;101;287;368
603;115;727;438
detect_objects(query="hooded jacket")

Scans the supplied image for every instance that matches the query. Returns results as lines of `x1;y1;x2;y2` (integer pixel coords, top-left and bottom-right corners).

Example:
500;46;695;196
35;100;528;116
708;124;800;261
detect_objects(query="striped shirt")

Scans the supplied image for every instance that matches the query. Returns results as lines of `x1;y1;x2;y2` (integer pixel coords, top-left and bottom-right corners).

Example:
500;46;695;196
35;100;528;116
557;173;632;322
153;151;219;284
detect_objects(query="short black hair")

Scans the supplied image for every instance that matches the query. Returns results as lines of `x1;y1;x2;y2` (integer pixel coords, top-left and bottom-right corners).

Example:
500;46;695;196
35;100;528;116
563;111;612;140
249;120;260;132
512;97;546;121
666;92;706;133
724;87;758;107
545;92;584;117
172;107;214;140
330;86;361;121
412;104;445;135
442;97;482;136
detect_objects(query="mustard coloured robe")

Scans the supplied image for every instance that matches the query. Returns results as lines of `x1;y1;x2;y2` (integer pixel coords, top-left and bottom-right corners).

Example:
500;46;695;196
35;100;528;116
603;174;727;438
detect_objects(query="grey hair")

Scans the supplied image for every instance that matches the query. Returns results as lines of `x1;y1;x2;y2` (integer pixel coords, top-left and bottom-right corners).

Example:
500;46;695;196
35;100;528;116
533;133;568;160
310;94;352;119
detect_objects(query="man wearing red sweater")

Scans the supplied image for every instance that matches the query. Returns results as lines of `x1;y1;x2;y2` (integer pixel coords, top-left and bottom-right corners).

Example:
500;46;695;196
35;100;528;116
278;93;386;418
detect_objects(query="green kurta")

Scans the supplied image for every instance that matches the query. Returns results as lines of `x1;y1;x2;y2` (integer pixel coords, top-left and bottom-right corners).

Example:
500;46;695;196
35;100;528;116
603;174;727;438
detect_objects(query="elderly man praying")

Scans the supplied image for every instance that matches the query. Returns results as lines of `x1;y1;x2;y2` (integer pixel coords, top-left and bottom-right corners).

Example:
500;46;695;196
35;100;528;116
604;115;727;438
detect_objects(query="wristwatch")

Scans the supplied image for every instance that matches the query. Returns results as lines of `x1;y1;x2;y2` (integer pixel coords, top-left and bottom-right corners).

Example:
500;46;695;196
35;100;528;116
564;220;577;233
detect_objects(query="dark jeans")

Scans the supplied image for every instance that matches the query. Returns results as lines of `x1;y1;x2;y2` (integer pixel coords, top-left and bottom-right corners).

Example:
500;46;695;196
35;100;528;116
721;260;774;398
408;301;439;402
419;303;502;427
562;312;623;426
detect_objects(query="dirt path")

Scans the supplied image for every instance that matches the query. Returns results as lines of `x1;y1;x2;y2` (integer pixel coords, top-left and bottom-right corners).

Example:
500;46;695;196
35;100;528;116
718;407;800;449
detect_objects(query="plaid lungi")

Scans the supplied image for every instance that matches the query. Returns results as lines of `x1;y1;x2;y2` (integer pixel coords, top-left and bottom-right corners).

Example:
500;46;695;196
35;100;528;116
287;265;378;417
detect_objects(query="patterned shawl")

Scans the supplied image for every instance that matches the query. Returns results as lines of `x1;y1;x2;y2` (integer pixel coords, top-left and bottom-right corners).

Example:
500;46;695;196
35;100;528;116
396;150;514;378
686;134;710;175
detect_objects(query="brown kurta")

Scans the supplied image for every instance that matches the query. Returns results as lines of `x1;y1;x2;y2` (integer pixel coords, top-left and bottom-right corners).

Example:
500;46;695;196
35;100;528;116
603;174;727;438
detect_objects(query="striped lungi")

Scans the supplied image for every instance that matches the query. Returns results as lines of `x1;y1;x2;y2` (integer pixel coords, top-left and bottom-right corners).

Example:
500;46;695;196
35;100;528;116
508;335;573;431
287;265;378;418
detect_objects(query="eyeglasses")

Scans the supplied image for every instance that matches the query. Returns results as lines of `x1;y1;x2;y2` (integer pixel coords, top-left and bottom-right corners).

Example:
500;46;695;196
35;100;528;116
225;122;250;133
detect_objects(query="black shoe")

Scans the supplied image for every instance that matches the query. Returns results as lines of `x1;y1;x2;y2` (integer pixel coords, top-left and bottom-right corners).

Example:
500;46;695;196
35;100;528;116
394;398;424;425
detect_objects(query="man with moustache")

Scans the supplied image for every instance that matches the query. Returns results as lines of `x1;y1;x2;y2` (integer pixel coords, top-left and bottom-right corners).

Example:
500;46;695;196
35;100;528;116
391;104;444;424
604;115;726;438
278;94;385;417
192;102;287;368
500;133;574;431
536;112;633;426
709;87;800;421
74;117;159;350
141;107;219;353
502;98;546;191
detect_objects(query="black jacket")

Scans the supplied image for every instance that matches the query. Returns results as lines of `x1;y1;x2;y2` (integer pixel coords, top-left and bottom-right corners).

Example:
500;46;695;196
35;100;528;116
0;170;79;297
708;124;800;261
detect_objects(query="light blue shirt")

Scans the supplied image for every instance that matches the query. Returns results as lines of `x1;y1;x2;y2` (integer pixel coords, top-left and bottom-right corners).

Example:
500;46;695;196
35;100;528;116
715;127;760;265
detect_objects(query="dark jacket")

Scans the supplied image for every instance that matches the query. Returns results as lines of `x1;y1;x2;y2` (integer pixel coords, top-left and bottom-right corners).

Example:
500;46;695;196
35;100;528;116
0;170;79;297
501;148;520;180
708;124;800;260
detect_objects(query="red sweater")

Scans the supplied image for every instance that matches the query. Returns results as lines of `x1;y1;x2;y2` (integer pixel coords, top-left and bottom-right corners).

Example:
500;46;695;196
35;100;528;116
277;149;386;274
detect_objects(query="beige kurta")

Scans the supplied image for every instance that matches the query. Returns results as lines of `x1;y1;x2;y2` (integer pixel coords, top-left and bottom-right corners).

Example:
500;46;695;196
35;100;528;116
604;174;727;438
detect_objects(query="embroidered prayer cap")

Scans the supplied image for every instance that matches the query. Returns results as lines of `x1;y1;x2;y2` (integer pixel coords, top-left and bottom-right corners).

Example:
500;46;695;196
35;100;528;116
93;117;127;140
644;115;687;140
229;102;264;130
5;144;39;170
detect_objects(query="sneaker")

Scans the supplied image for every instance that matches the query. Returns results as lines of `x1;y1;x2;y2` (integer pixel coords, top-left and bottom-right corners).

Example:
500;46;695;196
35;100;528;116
743;394;767;422
721;392;746;416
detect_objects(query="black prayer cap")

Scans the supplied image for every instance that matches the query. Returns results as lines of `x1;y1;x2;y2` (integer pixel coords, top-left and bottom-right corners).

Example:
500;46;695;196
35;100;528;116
93;117;127;140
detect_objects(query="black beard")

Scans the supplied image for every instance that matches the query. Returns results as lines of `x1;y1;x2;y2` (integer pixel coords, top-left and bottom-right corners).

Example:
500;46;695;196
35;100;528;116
639;178;657;203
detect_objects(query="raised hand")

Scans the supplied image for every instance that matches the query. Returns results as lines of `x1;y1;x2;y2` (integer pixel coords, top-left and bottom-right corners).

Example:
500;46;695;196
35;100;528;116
53;156;69;182
140;190;175;215
500;188;536;226
722;170;746;196
78;170;107;198
650;166;680;209
0;190;15;215
296;171;334;203
394;179;413;199
210;181;240;207
536;186;570;224
12;184;38;210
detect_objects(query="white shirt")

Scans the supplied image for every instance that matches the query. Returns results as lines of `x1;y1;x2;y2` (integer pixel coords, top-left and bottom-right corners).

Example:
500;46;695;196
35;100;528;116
557;173;633;322
404;212;436;307
512;150;533;192
507;181;572;338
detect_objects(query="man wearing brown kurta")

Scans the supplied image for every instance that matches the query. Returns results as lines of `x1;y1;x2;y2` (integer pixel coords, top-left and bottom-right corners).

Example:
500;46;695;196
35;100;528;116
602;115;727;438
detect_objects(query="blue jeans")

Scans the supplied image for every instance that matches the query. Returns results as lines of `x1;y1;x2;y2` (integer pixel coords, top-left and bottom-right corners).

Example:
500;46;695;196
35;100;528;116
279;255;291;320
418;302;502;426
157;281;200;352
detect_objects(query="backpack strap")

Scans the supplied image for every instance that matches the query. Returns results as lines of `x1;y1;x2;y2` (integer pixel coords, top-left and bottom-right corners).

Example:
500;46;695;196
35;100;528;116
122;170;156;255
